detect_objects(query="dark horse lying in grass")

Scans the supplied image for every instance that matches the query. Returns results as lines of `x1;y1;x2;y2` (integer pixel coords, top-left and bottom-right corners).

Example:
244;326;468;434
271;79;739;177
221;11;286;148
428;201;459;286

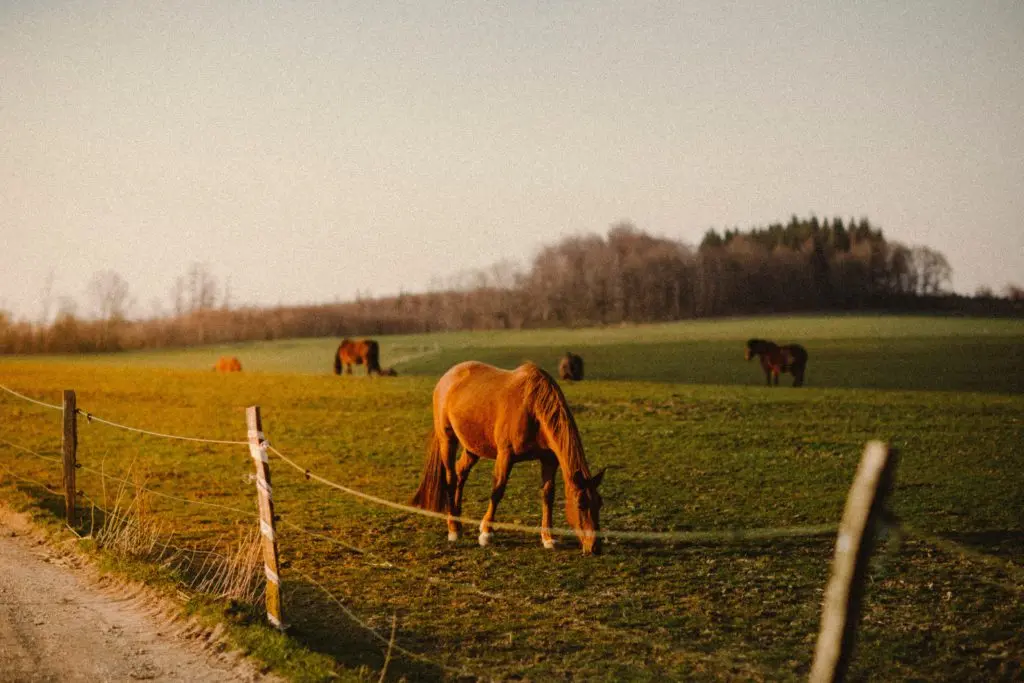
410;361;605;555
745;339;808;387
333;338;382;376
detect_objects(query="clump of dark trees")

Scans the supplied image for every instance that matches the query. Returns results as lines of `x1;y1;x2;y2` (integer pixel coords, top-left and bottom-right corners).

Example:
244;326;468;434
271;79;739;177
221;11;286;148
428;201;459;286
3;216;1021;354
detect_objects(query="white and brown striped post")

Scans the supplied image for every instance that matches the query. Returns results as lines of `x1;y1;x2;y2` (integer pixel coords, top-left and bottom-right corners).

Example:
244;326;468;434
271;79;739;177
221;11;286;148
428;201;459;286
810;441;898;683
62;390;77;527
246;406;284;630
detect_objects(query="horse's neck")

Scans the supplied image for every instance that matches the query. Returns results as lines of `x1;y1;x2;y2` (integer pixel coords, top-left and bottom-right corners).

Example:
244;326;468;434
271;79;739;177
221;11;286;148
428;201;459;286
552;428;590;486
528;386;590;483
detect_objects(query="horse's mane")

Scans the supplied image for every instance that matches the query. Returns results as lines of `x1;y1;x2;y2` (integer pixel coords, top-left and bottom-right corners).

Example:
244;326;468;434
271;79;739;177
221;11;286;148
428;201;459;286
518;363;591;482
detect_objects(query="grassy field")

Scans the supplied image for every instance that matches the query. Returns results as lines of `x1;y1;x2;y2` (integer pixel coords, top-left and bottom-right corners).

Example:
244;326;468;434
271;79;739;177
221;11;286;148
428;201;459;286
0;315;1022;681
17;314;1024;392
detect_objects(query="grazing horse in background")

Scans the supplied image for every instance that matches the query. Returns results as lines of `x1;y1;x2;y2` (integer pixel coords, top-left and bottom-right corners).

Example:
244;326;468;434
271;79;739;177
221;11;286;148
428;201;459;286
558;351;584;381
410;361;605;555
333;338;382;376
213;356;242;372
745;339;808;387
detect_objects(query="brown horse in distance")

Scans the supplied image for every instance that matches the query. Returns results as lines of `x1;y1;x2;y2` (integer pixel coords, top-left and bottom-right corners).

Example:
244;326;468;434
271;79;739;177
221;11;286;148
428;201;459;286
410;361;605;555
333;338;382;376
558;352;584;381
745;339;808;387
213;356;242;372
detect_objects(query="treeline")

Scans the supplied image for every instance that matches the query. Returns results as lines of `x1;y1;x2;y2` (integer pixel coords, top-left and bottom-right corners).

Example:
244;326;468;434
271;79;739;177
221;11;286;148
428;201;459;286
3;216;1021;354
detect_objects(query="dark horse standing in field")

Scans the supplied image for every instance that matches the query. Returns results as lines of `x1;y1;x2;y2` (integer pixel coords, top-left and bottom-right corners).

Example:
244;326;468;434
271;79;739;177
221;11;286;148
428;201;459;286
333;338;383;376
558;351;584;381
745;339;808;387
410;361;605;555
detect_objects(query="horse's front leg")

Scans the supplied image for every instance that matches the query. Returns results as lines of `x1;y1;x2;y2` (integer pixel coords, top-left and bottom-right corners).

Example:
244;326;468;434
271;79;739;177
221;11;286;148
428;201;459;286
539;453;558;549
449;451;479;541
479;448;513;547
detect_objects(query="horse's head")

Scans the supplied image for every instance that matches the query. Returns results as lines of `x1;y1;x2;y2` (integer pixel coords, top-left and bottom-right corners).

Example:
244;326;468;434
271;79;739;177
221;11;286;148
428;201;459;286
745;339;763;361
569;468;605;555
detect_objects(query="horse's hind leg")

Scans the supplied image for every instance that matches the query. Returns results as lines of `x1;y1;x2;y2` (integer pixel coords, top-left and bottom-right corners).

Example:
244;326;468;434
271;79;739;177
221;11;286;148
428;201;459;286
479;447;513;547
440;435;461;541
450;450;479;541
539;453;558;549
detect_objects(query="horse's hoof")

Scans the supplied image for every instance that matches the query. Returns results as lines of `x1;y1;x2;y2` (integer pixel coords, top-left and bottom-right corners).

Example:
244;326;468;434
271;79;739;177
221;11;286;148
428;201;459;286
478;532;493;547
542;539;556;550
447;531;459;542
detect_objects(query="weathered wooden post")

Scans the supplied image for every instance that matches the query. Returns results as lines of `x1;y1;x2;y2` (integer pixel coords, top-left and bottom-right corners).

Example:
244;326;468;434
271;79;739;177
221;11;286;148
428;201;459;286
246;406;284;630
809;441;898;683
62;390;77;526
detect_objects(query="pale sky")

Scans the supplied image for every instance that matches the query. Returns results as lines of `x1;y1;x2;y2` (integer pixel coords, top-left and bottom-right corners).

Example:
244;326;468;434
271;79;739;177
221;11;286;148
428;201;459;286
3;1;1022;321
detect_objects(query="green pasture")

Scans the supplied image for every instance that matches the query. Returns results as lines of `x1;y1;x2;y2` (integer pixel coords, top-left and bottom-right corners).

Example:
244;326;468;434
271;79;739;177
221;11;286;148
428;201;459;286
1;315;1022;681
18;314;1024;393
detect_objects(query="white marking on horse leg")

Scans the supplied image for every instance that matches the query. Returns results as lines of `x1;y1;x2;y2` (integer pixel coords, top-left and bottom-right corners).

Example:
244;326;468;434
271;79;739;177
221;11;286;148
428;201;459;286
542;538;556;550
478;531;493;547
448;531;459;542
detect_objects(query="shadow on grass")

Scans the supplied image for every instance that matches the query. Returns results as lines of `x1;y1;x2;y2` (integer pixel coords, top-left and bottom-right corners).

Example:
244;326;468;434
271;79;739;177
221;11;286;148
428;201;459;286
6;479;70;525
281;578;451;683
938;529;1024;559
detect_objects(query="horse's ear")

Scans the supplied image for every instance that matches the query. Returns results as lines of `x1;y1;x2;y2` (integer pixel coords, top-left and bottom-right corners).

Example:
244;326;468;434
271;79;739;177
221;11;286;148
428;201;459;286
573;469;605;489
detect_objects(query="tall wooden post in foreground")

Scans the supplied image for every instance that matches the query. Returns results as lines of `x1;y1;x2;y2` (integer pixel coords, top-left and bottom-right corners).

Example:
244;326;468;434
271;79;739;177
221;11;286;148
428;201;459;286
61;390;77;527
810;441;898;683
246;406;284;630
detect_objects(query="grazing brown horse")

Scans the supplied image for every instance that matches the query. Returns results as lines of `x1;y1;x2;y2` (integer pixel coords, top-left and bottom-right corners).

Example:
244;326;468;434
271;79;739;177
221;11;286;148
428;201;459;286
745;339;808;387
213;356;242;372
558;351;584;381
333;338;382;376
410;361;605;555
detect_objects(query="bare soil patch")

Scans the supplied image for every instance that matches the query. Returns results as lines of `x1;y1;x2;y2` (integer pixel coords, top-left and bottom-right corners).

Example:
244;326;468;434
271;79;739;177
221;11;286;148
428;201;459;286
0;506;281;683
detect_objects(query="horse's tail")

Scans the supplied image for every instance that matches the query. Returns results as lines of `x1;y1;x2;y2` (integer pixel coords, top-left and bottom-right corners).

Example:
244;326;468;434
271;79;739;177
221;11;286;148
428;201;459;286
333;345;342;375
410;430;449;513
790;344;808;387
365;341;382;375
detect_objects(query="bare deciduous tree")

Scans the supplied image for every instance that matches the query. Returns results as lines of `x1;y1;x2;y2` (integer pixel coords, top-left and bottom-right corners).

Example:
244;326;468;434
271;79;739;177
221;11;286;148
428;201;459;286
87;270;132;322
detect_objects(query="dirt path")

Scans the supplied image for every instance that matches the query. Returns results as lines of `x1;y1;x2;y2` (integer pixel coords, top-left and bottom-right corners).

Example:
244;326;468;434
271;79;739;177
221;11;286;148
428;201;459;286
0;510;279;683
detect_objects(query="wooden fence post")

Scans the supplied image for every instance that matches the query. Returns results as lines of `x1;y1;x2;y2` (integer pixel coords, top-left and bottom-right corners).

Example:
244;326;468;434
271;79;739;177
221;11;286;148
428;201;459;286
810;441;899;683
246;406;284;630
62;390;77;527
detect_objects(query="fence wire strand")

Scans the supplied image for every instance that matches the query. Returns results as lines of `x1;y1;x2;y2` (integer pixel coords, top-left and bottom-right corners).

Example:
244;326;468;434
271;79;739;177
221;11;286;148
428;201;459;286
1;381;248;445
77;411;249;446
0;383;64;411
266;443;839;544
0;436;254;519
